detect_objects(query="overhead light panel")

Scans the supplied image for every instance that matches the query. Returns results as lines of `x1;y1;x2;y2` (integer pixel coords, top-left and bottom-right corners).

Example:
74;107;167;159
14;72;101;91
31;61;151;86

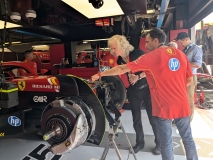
62;0;124;19
5;41;21;44
84;38;109;42
100;47;109;50
0;48;12;52
144;29;151;32
147;9;155;14
0;20;22;29
32;45;50;51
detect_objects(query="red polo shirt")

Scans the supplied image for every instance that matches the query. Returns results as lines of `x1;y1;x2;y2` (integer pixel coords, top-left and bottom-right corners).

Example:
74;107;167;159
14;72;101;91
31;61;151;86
126;47;193;119
18;58;37;76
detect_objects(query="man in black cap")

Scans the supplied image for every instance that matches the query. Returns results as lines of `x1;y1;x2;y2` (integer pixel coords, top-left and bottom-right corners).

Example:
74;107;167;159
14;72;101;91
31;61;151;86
175;32;203;122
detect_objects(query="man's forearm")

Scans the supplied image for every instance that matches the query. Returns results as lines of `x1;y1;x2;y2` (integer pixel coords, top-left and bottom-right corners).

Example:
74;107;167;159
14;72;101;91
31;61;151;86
139;72;146;78
101;65;130;77
186;77;193;86
190;62;200;68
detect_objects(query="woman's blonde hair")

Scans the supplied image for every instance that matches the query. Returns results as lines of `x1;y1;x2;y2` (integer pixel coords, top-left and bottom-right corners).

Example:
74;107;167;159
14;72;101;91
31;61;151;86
168;42;178;49
108;35;134;56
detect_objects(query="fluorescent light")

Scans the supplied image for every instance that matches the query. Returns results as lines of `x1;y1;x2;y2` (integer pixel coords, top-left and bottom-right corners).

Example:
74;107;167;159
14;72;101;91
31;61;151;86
147;9;155;14
0;20;22;29
5;41;21;44
141;29;151;34
100;48;109;50
84;38;109;42
0;48;12;52
83;41;88;43
62;0;124;19
32;45;49;50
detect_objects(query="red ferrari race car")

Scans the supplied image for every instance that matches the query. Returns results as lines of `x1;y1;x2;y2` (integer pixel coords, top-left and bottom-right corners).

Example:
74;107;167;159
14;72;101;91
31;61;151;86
0;61;126;158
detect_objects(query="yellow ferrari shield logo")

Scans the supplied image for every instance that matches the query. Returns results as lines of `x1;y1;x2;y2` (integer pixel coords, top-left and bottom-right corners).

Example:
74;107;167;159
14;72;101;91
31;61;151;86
18;81;26;91
167;49;173;54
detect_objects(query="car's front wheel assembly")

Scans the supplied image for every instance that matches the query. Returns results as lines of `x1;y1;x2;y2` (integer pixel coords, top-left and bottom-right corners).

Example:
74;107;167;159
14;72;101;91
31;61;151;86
41;97;96;155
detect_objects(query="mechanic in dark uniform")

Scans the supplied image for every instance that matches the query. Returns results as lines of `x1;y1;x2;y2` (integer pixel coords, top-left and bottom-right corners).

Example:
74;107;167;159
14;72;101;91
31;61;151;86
107;35;160;155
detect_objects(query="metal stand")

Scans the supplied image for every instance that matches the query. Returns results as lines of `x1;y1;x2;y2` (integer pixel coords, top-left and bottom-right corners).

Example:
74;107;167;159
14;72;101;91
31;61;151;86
100;119;137;160
93;81;137;160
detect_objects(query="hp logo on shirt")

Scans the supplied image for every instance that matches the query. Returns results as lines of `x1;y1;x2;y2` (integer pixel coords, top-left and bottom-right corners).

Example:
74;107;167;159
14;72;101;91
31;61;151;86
169;58;180;71
100;66;111;72
8;116;21;127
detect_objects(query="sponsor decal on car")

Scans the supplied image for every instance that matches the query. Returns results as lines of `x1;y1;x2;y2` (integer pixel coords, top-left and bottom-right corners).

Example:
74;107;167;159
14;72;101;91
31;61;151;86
32;84;53;89
47;77;58;85
47;77;60;92
65;140;71;147
8;116;21;127
33;96;47;102
0;133;4;137
32;84;60;92
18;81;26;91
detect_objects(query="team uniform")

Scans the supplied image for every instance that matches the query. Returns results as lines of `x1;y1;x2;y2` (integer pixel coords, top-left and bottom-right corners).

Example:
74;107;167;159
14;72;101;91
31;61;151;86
18;58;37;76
126;47;198;160
127;47;192;119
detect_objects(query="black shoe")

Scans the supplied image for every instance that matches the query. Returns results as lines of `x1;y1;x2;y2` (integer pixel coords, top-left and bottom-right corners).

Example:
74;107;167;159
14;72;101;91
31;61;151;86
131;144;144;154
152;145;161;155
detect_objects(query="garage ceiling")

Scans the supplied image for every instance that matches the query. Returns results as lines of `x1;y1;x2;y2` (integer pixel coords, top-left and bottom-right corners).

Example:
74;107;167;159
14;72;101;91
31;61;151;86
0;0;212;51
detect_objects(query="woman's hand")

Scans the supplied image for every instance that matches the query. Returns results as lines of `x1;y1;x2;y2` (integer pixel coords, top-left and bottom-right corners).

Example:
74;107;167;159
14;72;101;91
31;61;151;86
129;74;138;85
91;74;100;82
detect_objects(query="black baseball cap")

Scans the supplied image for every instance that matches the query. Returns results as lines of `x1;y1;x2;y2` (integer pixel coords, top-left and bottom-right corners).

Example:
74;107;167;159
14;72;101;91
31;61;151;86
174;32;189;40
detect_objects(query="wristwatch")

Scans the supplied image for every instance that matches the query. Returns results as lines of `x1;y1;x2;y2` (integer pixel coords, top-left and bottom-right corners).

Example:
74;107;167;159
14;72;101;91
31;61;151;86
138;74;141;80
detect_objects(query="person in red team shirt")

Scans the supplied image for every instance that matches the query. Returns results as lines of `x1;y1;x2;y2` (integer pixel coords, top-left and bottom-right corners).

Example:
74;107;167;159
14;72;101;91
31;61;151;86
76;52;85;64
91;28;198;160
17;51;37;76
84;55;92;63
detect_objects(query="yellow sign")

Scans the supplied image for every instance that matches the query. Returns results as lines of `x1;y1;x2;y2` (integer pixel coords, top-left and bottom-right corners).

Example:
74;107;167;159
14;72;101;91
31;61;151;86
18;81;26;91
0;133;4;137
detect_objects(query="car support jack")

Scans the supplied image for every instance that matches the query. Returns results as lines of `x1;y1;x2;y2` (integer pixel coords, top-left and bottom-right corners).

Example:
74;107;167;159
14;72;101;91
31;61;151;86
100;118;137;160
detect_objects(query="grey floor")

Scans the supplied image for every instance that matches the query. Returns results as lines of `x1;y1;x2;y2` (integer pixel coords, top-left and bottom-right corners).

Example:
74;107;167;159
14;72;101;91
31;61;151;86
0;107;213;160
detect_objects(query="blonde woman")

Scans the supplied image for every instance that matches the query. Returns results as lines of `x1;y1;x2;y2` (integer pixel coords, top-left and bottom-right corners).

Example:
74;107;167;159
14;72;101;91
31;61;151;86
107;35;160;155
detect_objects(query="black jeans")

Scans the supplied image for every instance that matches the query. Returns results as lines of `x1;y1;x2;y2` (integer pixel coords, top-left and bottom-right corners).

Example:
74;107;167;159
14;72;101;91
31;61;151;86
127;86;159;146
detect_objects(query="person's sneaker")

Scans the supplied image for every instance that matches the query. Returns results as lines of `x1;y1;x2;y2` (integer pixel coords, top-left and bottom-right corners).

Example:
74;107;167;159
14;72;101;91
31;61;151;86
130;144;144;154
153;145;161;155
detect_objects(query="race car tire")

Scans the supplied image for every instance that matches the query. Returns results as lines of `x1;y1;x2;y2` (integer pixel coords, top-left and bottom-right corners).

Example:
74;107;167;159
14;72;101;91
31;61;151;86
101;75;126;110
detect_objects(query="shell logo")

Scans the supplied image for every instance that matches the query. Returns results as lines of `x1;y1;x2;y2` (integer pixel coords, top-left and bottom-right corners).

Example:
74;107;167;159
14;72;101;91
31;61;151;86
109;59;114;64
47;77;60;92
